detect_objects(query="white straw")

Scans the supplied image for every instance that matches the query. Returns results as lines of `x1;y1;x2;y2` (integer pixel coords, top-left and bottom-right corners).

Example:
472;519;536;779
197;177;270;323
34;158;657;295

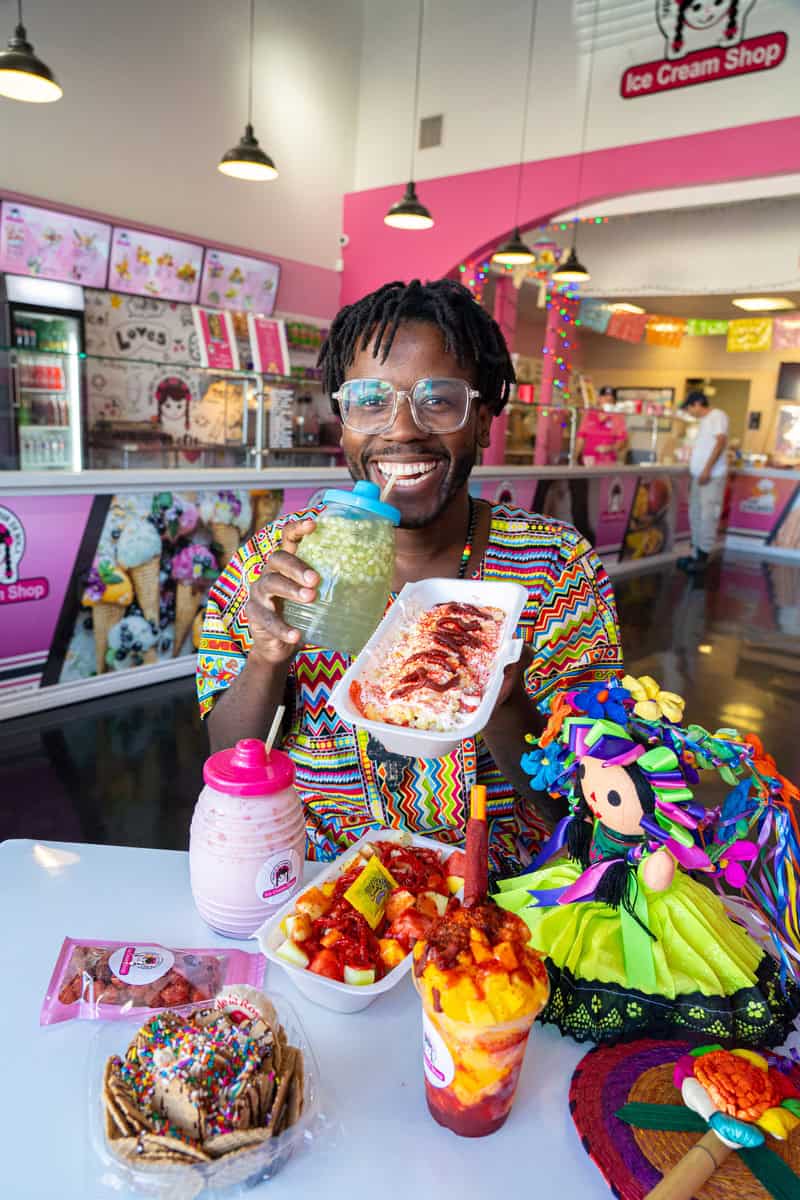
265;704;285;756
380;473;397;503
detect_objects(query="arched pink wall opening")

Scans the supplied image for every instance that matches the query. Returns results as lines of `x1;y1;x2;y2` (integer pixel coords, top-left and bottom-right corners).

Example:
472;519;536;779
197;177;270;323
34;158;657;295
341;116;800;305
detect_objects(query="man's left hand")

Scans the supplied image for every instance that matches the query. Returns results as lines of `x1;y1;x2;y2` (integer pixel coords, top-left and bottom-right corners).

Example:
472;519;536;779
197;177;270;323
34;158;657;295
698;469;711;486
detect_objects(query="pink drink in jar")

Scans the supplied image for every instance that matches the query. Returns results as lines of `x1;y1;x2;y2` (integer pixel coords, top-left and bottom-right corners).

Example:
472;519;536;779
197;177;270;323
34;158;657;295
190;738;305;938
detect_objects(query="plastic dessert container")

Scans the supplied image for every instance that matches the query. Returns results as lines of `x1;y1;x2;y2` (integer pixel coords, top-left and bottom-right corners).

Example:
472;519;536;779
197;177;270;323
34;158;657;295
255;829;464;1014
328;578;528;759
87;992;324;1198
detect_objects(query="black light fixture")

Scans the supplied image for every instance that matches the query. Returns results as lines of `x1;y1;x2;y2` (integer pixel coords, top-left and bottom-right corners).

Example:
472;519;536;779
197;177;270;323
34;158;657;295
551;246;590;284
0;0;62;103
218;0;277;182
492;1;538;267
552;0;599;285
384;0;433;230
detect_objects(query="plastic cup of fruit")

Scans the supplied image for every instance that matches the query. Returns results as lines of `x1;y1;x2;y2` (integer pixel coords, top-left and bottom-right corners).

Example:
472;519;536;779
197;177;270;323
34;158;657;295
414;979;540;1137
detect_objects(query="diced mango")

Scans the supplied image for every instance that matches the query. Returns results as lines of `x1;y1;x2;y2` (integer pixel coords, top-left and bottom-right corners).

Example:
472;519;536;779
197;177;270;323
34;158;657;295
379;938;406;971
321;929;341;948
446;874;465;895
470;941;494;965
321;881;337;898
385;889;416;921
295;886;331;920
493;941;519;971
469;926;489;944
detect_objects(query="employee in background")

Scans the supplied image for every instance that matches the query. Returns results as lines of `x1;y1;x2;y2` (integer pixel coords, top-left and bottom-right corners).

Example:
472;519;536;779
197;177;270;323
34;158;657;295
575;386;629;466
677;390;728;576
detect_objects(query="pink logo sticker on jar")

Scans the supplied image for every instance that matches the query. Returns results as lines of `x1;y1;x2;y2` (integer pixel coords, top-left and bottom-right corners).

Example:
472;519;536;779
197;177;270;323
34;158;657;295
423;1012;455;1089
255;849;301;905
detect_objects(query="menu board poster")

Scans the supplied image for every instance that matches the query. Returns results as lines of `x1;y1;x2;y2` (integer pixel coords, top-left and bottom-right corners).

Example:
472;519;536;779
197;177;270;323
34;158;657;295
200;249;280;314
109;228;203;302
0;201;111;286
248;314;290;377
193;306;240;371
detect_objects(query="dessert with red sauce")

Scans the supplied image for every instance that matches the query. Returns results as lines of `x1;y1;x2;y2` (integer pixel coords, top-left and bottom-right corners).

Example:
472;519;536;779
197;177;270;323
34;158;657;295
412;899;549;1137
349;601;505;731
274;839;465;985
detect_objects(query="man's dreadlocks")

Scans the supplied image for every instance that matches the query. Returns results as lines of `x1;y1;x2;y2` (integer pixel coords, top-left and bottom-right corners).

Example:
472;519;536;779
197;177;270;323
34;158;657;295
318;278;515;418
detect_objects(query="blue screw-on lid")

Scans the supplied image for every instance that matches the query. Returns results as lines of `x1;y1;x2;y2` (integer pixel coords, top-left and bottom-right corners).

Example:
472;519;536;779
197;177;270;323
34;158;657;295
321;480;401;525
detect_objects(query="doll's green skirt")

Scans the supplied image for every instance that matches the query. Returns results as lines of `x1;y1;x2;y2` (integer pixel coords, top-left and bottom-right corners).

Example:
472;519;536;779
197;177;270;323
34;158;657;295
495;860;800;1045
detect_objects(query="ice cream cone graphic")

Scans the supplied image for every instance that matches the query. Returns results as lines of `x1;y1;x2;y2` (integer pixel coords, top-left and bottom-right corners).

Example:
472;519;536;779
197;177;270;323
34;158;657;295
91;601;127;674
199;491;251;566
170;543;218;657
173;582;202;656
251;489;283;534
128;556;161;625
81;560;134;676
117;518;164;627
210;520;239;565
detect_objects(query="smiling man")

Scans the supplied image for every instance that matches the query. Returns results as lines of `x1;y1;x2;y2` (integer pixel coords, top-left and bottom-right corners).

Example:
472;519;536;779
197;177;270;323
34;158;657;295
197;279;622;871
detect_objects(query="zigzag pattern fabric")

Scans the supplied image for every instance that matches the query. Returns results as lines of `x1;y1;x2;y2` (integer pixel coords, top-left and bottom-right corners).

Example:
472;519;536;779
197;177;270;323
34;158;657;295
197;504;623;869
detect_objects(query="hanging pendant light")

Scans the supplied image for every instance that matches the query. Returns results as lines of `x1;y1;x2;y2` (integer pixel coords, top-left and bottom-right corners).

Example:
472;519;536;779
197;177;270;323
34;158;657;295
385;181;433;231
551;246;590;283
384;1;433;230
218;0;277;182
552;0;601;285
493;227;536;267
491;2;538;266
0;0;62;103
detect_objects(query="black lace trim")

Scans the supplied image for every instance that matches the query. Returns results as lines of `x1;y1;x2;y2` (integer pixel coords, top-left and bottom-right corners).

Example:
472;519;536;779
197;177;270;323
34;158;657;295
538;954;800;1047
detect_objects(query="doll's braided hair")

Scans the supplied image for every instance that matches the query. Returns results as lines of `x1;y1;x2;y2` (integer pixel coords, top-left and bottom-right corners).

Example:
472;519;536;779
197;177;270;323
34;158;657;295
567;759;657;918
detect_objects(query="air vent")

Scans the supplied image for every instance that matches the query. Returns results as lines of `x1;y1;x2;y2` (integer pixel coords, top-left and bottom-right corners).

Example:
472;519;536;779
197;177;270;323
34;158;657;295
419;114;443;150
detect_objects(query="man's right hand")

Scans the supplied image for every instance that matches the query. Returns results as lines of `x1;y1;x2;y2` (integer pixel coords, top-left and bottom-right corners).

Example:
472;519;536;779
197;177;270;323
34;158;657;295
246;518;319;665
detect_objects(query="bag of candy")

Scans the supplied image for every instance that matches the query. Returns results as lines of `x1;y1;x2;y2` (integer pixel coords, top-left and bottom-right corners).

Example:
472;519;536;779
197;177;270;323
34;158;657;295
40;937;265;1026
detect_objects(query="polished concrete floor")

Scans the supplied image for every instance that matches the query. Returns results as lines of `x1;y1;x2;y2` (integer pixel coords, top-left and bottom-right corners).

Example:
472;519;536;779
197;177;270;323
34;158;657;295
2;552;799;849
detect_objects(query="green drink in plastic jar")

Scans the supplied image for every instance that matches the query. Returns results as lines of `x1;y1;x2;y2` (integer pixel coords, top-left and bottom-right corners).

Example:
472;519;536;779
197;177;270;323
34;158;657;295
282;481;401;656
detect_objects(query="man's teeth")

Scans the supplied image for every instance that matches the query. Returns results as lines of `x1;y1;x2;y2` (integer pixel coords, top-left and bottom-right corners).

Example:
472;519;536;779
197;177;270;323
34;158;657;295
376;460;438;483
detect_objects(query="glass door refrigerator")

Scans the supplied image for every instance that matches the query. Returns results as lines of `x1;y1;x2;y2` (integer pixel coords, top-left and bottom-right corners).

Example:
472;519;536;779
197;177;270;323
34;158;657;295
0;275;86;471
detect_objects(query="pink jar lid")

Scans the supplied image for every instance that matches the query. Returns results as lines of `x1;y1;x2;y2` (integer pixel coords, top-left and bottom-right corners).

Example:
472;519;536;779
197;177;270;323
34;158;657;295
203;738;295;797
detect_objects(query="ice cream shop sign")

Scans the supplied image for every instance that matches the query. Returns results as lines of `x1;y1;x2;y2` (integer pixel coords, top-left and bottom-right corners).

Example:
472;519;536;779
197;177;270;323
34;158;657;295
0;505;48;603
621;2;787;99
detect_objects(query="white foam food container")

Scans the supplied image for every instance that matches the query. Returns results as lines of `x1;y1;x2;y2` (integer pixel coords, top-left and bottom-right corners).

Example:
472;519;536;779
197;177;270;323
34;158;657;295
255;828;463;1014
328;577;528;759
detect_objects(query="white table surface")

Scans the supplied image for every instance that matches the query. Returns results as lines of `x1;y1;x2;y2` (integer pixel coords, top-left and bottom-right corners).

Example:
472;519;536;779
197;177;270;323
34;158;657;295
1;838;609;1200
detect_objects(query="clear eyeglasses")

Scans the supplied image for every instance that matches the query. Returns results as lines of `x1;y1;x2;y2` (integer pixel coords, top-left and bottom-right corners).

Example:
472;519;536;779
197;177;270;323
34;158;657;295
332;377;480;435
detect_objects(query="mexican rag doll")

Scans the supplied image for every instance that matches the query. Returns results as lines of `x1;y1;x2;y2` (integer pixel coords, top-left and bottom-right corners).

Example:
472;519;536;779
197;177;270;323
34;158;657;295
495;675;800;1046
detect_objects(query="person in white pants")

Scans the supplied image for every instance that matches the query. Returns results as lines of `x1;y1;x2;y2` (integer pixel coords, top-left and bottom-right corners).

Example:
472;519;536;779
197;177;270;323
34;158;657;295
677;391;728;574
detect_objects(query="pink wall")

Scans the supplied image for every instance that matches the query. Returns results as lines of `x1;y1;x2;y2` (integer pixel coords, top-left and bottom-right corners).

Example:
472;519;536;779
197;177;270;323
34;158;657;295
341;116;800;304
0;188;341;320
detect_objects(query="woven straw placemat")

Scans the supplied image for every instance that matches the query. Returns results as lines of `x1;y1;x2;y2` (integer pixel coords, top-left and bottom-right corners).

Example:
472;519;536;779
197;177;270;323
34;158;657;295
569;1039;800;1200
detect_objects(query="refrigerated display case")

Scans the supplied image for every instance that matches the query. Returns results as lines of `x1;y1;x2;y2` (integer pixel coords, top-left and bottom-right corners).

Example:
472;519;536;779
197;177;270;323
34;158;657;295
1;275;85;471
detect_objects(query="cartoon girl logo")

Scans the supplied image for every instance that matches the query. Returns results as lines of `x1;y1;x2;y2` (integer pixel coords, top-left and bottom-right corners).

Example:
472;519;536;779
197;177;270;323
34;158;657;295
0;507;25;584
155;376;193;443
656;0;758;60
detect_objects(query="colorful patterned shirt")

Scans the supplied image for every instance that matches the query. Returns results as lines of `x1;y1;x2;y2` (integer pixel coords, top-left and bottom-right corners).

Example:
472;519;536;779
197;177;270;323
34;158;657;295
197;504;623;871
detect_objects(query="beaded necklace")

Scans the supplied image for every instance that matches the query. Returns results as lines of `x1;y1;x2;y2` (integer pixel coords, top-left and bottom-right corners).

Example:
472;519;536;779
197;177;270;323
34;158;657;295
457;496;479;579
